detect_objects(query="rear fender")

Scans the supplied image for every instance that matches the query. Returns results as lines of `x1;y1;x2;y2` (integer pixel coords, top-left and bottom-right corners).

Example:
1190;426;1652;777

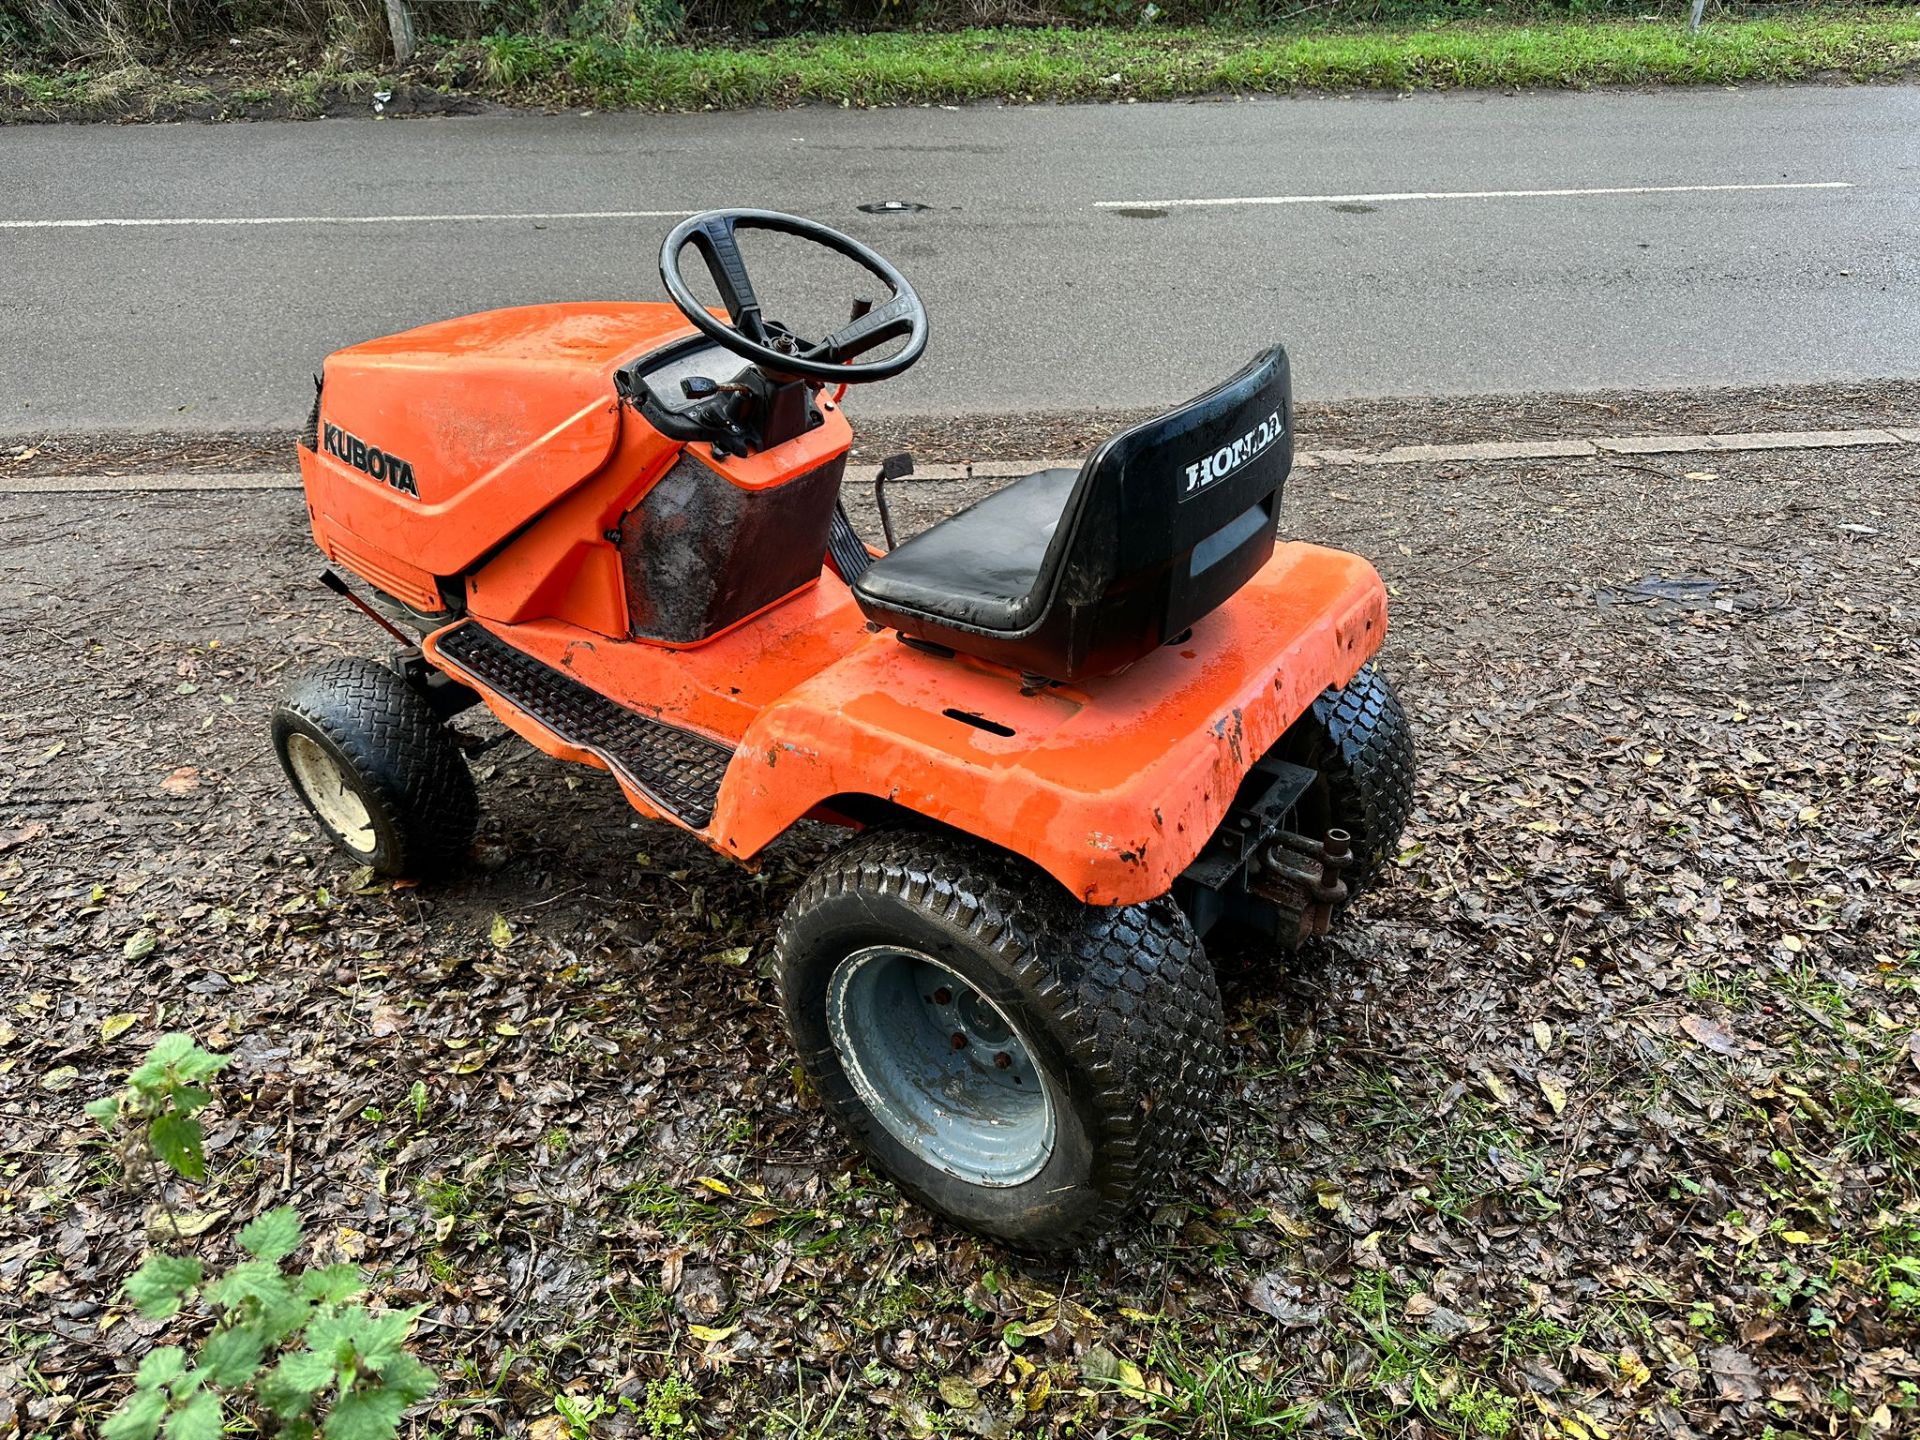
710;541;1388;906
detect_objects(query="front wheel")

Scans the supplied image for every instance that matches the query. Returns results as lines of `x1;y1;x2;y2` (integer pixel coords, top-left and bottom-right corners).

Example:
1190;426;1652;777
271;656;477;877
775;829;1225;1252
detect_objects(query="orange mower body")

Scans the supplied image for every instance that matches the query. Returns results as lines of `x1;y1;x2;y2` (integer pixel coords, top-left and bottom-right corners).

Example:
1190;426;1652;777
299;301;1385;905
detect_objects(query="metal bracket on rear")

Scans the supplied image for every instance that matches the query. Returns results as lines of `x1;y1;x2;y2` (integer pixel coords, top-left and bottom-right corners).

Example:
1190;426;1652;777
1174;753;1352;944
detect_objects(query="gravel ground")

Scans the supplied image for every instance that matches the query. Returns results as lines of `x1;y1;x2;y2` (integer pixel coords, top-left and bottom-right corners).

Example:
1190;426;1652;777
2;414;1917;1438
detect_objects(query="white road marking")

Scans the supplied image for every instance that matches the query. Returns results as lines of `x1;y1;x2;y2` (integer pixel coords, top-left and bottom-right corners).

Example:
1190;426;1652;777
0;183;1851;229
0;209;699;231
1095;181;1852;210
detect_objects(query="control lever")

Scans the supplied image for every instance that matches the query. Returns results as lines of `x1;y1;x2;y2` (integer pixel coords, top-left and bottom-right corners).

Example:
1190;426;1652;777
676;374;756;459
873;452;914;551
680;375;753;400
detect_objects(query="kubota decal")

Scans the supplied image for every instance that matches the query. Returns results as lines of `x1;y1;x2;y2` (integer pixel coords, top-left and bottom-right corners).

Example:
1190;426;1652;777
1181;410;1284;499
323;422;418;497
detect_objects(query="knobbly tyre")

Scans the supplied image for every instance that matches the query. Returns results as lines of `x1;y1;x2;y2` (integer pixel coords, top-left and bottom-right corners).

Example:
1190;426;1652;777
272;210;1415;1251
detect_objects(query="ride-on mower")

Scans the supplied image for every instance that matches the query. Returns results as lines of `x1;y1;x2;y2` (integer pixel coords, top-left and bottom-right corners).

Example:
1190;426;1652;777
274;209;1414;1251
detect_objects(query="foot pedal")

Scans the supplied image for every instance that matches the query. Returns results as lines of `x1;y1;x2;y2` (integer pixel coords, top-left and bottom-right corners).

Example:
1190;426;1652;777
827;502;872;582
436;623;734;829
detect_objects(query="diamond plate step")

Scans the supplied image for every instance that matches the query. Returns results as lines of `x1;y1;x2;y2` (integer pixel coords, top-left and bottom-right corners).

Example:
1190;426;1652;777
435;623;735;829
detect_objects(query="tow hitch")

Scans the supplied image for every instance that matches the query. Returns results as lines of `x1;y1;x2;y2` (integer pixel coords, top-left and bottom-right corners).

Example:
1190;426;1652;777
1249;828;1353;940
1174;751;1355;943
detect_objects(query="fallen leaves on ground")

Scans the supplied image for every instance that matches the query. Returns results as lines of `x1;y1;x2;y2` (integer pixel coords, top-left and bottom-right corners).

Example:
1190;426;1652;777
2;422;1917;1437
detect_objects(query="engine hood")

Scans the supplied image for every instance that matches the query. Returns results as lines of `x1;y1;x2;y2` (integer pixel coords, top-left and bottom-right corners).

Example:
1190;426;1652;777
308;303;700;579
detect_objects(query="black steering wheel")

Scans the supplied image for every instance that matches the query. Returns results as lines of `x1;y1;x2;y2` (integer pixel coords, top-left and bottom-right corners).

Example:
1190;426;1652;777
659;209;929;385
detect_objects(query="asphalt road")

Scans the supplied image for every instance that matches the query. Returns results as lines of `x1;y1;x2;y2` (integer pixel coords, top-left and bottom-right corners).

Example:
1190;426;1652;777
3;85;1917;431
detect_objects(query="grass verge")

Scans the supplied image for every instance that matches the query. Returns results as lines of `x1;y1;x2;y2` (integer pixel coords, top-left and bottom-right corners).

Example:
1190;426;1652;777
6;11;1920;121
471;12;1920;107
0;60;389;121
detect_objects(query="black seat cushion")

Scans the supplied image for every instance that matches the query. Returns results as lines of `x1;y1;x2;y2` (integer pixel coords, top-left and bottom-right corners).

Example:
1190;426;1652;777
853;467;1077;635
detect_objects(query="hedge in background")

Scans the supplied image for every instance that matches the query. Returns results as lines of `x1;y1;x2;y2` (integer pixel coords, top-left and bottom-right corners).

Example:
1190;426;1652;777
5;0;1897;64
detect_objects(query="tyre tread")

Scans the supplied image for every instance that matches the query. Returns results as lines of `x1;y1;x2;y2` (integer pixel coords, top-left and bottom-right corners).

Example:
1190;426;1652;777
1290;662;1416;888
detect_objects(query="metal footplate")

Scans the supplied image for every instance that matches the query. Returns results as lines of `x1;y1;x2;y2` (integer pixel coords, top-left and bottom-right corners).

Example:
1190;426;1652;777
435;622;735;829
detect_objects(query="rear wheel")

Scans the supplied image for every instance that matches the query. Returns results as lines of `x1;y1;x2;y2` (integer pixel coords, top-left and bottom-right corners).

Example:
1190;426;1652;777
272;656;477;877
1278;661;1415;890
775;829;1224;1252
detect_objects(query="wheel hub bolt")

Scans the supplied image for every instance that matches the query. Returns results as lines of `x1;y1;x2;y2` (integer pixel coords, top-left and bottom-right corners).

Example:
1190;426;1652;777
993;1051;1013;1070
931;987;953;1005
950;1032;968;1050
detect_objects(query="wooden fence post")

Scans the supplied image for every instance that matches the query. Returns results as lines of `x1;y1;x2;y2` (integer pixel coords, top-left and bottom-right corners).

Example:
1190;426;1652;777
386;0;416;63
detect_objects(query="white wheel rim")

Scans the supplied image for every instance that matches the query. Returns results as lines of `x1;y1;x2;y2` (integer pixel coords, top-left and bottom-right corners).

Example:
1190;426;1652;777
826;947;1056;1187
285;733;377;853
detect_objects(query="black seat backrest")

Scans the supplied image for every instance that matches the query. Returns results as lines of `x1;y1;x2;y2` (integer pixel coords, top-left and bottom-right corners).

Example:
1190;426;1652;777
1028;346;1294;679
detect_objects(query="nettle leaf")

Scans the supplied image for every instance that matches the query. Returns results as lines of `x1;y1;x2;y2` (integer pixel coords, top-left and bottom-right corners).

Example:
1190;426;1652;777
374;1352;437;1406
320;1383;410;1440
257;1359;330;1421
304;1310;356;1370
101;1387;168;1440
198;1325;265;1387
258;1290;316;1348
126;1254;204;1319
136;1346;188;1389
131;1036;227;1096
171;1365;207;1398
351;1306;426;1371
174;1047;228;1083
149;1112;207;1182
255;1373;312;1423
147;1034;196;1068
168;1083;216;1118
300;1263;365;1304
239;1207;303;1263
86;1095;122;1131
210;1259;295;1312
276;1347;339;1396
162;1389;223;1440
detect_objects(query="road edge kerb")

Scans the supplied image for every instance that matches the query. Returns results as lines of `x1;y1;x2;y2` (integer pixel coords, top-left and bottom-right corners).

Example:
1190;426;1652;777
3;427;1912;494
0;472;302;493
